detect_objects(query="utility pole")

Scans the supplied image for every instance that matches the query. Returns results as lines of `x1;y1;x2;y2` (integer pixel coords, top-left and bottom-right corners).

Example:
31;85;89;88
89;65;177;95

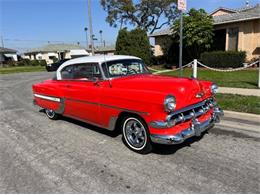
84;27;88;49
88;0;94;55
178;0;186;77
1;36;4;48
179;12;183;77
99;30;103;47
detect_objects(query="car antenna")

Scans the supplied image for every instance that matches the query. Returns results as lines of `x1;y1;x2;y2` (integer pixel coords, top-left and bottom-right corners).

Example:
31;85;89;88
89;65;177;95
103;53;112;88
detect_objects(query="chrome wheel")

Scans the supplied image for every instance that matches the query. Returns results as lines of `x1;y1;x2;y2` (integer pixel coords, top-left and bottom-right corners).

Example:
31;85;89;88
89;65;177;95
123;117;147;150
45;109;57;119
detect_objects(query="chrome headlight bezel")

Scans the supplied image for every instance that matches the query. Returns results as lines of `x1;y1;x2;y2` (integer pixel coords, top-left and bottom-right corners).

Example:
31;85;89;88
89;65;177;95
211;83;218;94
164;95;176;113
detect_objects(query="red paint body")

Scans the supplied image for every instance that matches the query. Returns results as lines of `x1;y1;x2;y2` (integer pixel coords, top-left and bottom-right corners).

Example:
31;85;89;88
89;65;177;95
32;73;214;136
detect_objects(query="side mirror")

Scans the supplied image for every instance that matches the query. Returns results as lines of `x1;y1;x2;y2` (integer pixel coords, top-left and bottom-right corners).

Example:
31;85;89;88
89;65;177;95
92;77;100;86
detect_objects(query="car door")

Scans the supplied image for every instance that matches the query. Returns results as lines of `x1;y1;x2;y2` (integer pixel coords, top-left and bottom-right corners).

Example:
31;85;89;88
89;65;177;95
60;63;103;126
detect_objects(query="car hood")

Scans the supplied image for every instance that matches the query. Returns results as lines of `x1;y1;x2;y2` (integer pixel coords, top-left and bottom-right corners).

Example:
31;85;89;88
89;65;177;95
111;74;209;107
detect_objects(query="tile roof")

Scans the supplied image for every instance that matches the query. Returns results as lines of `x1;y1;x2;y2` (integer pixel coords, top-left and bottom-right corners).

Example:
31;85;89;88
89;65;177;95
0;47;17;53
149;28;173;37
87;45;116;52
209;7;237;16
25;43;85;54
213;4;260;25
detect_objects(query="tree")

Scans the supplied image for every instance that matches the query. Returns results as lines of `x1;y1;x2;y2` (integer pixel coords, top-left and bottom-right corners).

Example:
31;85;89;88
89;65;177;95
171;8;214;59
116;28;152;64
100;0;178;34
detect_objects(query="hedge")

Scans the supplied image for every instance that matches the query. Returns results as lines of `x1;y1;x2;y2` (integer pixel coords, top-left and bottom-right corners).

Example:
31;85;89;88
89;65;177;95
200;51;246;68
5;59;47;67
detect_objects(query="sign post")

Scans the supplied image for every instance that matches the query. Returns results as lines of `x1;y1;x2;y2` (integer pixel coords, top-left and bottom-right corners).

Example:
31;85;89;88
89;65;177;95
178;0;186;77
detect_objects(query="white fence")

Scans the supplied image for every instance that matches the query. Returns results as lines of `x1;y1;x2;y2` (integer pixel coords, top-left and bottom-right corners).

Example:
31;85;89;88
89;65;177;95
150;57;260;88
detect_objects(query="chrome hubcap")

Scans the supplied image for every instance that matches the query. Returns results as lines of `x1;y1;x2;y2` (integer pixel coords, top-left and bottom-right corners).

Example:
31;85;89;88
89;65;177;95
124;119;146;149
46;109;55;118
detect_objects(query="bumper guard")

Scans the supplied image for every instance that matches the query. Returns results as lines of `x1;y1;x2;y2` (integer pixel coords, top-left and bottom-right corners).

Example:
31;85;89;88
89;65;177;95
150;107;224;145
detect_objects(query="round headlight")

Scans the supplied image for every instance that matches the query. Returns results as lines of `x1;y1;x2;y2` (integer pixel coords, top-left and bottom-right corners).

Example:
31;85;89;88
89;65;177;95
211;84;218;94
164;95;176;112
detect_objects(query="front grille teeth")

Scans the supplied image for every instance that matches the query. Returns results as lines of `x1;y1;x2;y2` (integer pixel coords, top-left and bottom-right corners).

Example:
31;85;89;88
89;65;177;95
168;98;215;126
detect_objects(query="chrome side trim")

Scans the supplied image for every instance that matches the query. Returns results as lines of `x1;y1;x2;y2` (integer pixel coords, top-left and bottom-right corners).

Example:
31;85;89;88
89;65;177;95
34;94;61;102
34;94;149;116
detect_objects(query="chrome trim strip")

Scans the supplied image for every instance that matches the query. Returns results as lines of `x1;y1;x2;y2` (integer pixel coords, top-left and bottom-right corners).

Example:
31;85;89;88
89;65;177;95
168;98;211;118
34;94;61;102
34;94;149;116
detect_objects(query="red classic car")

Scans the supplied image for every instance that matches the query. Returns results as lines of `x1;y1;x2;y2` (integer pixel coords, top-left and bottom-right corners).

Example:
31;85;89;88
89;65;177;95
32;55;223;154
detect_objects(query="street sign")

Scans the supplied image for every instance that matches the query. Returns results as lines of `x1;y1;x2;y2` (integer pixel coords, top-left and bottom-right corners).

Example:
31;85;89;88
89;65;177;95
178;0;187;11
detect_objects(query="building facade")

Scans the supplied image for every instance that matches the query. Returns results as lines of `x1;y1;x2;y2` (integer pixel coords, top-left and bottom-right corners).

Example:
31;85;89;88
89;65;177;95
23;44;89;64
0;47;18;66
150;4;260;61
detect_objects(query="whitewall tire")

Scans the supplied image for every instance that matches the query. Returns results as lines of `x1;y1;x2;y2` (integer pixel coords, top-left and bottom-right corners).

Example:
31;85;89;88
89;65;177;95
122;116;152;154
45;109;59;120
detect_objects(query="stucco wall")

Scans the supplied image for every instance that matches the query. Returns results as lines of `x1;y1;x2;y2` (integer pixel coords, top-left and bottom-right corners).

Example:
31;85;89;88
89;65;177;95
215;19;260;60
153;35;169;56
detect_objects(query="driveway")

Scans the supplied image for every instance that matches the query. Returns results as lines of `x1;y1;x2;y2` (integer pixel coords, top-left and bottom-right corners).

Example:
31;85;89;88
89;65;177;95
0;72;259;193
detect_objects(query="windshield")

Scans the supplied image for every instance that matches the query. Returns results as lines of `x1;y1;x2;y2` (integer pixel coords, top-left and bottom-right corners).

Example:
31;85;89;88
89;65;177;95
102;59;150;78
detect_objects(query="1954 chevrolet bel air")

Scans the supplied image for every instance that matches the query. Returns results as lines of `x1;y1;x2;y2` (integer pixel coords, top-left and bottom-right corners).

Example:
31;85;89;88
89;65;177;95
32;55;224;154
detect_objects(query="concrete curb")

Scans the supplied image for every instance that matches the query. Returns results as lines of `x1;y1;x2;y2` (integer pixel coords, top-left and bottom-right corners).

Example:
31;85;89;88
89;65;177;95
223;110;260;122
219;87;260;97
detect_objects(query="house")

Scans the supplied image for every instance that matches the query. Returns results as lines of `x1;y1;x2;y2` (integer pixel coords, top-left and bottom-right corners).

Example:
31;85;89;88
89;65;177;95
0;47;18;65
23;43;89;64
150;4;260;60
87;45;116;56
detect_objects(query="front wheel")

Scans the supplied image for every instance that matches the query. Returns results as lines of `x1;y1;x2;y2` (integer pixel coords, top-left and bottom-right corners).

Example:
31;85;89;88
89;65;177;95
122;116;152;154
45;109;59;120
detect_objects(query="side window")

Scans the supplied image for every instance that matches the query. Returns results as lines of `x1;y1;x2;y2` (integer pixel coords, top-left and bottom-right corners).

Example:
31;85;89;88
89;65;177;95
61;63;102;80
73;63;102;80
61;65;74;80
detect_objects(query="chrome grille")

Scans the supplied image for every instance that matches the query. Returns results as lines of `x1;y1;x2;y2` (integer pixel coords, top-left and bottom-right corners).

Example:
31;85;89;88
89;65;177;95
166;98;216;126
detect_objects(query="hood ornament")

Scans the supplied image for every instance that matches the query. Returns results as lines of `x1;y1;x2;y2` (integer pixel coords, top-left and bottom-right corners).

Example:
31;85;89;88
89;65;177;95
196;92;204;98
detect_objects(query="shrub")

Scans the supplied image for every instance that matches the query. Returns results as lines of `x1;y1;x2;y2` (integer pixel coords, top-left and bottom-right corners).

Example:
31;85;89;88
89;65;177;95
116;28;152;65
200;51;246;68
38;60;47;66
151;55;166;66
15;59;46;66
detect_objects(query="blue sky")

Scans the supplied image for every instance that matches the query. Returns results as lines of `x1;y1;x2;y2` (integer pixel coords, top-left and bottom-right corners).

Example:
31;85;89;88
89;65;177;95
0;0;259;52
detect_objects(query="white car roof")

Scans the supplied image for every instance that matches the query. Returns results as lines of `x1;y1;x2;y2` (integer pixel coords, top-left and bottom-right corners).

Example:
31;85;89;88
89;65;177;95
56;55;142;80
62;55;140;66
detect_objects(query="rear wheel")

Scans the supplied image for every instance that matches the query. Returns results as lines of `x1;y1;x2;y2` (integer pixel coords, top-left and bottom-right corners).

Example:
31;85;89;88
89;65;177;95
122;116;152;154
45;109;59;120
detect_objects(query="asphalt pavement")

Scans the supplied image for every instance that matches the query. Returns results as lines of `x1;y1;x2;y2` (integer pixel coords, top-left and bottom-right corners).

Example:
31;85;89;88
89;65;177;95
0;72;259;193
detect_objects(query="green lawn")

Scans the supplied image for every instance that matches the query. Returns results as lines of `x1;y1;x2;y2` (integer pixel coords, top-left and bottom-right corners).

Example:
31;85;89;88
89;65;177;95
157;68;258;89
216;94;260;114
0;66;45;74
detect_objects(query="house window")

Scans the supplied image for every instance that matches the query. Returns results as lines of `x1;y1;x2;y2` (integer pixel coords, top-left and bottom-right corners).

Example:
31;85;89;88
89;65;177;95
228;27;239;51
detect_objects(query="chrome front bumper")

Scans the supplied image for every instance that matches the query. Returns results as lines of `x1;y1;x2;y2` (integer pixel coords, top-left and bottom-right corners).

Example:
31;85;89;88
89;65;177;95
150;107;224;145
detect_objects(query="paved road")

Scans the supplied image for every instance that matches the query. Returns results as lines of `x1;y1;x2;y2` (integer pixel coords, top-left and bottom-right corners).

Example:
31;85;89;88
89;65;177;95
0;72;259;193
